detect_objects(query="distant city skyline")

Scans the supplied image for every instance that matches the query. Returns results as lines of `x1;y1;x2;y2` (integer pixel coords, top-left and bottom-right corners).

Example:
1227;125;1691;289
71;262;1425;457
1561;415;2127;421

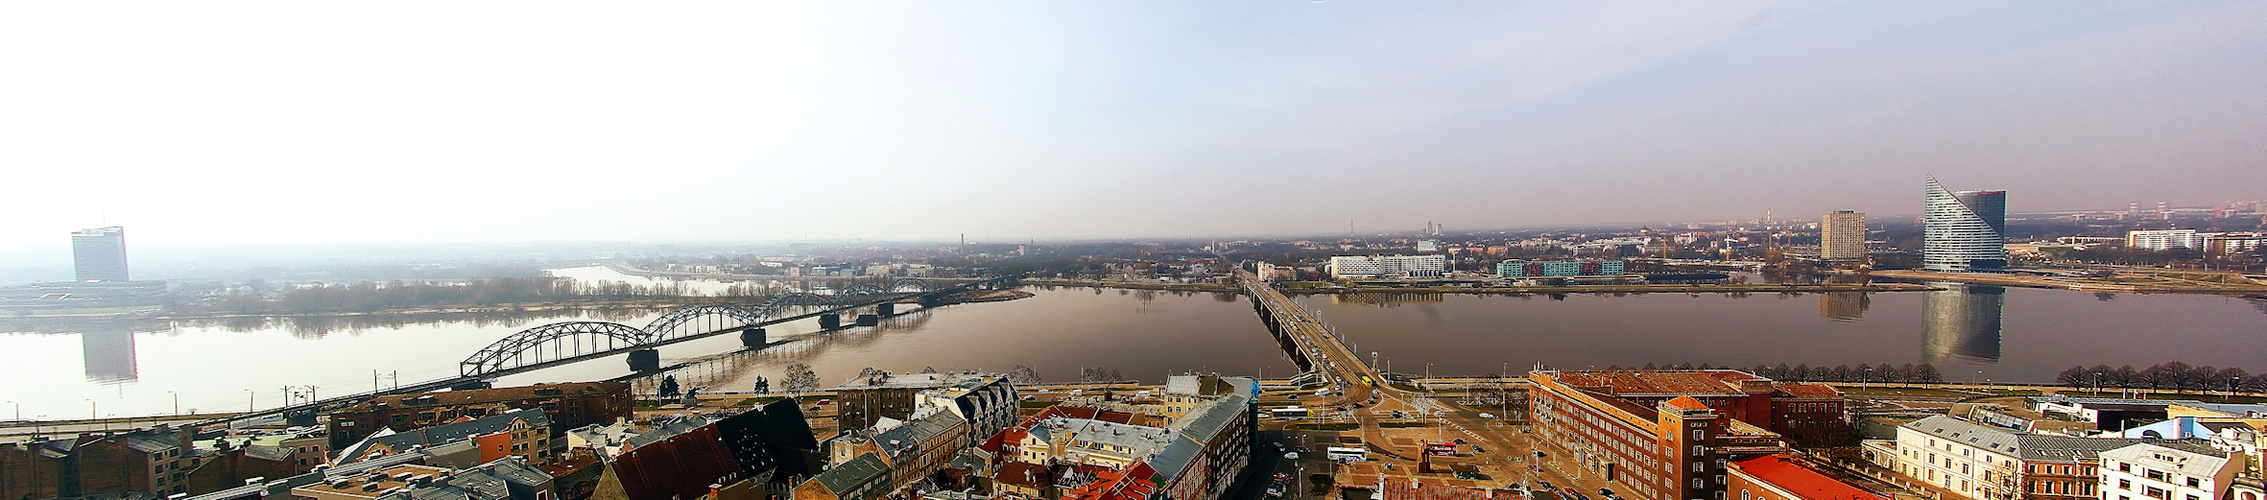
2;2;2263;246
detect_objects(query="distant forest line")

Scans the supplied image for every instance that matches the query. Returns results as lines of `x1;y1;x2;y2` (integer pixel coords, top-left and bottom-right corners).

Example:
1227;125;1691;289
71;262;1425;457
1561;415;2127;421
190;276;835;315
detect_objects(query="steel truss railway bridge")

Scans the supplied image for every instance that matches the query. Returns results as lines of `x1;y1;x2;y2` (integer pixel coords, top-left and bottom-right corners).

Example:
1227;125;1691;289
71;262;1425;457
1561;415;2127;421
191;275;1019;428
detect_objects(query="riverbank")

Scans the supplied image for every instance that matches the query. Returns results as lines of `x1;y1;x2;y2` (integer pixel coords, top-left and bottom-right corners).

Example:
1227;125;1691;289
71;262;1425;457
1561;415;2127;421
1284;282;1933;295
1023;277;1933;295
1023;278;1242;292
150;297;698;321
1870;269;2267;294
605;264;983;283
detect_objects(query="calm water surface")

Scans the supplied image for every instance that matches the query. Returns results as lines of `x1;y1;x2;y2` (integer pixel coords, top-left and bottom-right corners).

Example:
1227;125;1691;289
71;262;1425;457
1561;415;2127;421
1297;286;2267;383
6;281;2262;420
0;286;1287;419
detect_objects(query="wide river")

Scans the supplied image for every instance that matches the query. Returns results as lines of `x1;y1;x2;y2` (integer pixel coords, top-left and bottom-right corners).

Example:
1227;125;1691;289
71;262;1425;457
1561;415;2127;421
3;269;2262;419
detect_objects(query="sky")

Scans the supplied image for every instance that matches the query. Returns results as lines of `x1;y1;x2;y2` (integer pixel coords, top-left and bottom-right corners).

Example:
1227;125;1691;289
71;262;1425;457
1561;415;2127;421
2;1;2263;248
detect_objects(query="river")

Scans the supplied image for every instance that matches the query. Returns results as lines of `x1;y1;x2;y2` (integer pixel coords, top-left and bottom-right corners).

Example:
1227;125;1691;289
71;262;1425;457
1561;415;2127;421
4;271;2263;420
1295;285;2267;384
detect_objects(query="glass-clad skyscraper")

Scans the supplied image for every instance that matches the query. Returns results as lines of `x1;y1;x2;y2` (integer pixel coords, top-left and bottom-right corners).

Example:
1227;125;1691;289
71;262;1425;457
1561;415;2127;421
72;226;130;282
1923;177;2005;272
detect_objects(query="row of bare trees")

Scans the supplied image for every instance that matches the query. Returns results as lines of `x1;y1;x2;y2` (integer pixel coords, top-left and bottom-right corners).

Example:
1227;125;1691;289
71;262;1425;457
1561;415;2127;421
2057;363;2262;393
1598;362;1947;384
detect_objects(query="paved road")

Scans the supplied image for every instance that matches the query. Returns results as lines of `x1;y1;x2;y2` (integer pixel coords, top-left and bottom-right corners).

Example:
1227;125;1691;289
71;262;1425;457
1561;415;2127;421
1240;270;1607;497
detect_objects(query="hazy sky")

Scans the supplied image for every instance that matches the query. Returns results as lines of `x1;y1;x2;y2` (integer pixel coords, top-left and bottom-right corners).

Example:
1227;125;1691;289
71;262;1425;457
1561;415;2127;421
3;1;2262;247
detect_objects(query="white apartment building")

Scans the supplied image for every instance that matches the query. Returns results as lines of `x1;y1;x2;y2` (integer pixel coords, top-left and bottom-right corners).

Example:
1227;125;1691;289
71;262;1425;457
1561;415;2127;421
1890;416;2025;500
2098;442;2237;500
1328;254;1447;279
2127;230;2204;251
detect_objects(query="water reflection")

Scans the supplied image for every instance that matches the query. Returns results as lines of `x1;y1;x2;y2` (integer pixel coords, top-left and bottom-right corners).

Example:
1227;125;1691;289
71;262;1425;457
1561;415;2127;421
1329;292;1445;307
635;309;941;396
175;307;657;338
1819;292;1870;322
4;307;660;387
1922;283;2004;363
0;318;172;384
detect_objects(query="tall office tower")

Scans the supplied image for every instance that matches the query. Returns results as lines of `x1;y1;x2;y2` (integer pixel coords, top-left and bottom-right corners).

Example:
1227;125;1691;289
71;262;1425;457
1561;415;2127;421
1819;210;1867;261
1923;177;2006;272
2157;200;2171;220
71;226;130;282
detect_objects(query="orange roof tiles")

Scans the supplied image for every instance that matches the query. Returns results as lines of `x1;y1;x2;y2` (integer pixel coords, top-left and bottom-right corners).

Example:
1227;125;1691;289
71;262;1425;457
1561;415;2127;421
1665;396;1709;411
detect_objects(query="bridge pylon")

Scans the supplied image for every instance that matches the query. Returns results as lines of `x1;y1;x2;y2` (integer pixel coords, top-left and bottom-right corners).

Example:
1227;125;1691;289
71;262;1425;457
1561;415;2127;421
627;349;661;372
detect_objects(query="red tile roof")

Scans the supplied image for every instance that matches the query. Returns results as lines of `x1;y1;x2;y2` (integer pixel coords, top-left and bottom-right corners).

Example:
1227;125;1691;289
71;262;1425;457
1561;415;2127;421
1062;462;1159;500
1665;396;1709;411
1730;455;1885;500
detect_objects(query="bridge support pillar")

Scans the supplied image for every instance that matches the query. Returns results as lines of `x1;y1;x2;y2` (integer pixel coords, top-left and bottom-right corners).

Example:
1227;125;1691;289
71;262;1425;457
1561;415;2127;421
626;349;661;372
921;295;942;307
877;302;895;315
856;314;879;327
819;313;841;330
741;328;766;348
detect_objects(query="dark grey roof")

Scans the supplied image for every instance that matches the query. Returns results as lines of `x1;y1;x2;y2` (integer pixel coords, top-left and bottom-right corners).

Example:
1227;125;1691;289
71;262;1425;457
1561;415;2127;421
2015;435;2141;462
1906;416;2020;455
1176;395;1247;444
476;456;554;486
815;453;889;494
621;414;710;449
338;408;550;465
1147;435;1204;480
243;444;293;461
126;430;183;454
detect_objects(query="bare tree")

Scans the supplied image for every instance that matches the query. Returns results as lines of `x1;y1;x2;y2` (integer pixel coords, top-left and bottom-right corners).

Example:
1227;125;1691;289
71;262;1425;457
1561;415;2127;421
1008;365;1042;385
784;363;820;395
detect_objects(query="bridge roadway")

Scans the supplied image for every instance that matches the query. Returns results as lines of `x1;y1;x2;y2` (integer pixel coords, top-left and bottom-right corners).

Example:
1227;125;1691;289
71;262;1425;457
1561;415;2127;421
177;278;1007;431
1236;270;1381;403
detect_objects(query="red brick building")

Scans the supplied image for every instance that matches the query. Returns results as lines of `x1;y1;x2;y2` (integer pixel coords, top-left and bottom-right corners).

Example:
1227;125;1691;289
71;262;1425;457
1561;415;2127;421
326;382;631;448
1539;370;1850;445
1530;370;1840;500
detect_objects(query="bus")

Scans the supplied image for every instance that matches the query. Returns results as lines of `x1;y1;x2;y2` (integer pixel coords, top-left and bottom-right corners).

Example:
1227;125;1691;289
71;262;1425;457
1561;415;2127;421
1424;442;1457;457
1327;446;1367;462
1270;407;1311;420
